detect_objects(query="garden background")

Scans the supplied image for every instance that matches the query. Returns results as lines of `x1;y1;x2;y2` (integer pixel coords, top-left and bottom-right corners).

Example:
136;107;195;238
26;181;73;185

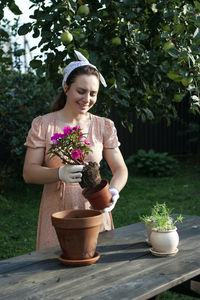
0;1;200;299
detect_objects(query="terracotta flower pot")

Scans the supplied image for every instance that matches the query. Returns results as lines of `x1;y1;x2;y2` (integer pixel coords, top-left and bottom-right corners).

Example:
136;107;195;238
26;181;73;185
82;179;112;210
51;209;103;260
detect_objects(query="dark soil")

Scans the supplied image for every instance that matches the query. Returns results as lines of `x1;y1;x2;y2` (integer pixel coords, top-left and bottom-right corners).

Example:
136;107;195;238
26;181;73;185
79;162;102;189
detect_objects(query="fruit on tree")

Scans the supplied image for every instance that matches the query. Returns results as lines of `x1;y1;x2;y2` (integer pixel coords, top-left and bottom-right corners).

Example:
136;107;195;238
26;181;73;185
111;37;121;45
163;25;170;32
181;77;193;86
173;94;183;102
163;41;175;52
61;31;73;44
77;5;89;17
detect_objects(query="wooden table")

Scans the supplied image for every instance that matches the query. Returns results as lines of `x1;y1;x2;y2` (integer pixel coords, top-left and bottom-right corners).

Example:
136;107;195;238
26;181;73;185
0;214;200;300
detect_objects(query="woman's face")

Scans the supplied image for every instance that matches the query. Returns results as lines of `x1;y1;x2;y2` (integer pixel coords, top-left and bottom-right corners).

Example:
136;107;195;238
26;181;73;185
65;74;99;114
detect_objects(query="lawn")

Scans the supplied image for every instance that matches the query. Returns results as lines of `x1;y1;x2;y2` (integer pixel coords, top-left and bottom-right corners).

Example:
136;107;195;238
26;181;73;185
0;159;199;300
112;161;200;228
0;180;42;260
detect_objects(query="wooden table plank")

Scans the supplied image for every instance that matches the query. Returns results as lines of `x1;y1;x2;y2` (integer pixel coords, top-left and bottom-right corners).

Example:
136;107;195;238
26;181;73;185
1;239;199;300
1;214;199;274
0;215;200;300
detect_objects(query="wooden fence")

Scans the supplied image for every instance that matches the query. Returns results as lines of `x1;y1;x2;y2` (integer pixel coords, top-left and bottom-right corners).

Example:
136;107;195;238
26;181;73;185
110;100;200;159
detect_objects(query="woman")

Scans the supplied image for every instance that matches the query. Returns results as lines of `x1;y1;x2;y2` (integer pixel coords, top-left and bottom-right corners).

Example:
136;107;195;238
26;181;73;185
23;50;128;250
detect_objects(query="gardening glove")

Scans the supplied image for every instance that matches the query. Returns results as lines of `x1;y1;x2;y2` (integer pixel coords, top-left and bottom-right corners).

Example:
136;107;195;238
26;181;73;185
58;165;84;183
102;187;120;212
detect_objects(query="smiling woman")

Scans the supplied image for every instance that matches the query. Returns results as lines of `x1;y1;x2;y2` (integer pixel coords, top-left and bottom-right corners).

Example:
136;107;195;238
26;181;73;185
22;50;128;251
63;69;99;115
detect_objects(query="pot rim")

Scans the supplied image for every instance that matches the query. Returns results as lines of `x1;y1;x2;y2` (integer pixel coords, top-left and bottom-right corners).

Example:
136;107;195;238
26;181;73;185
83;179;109;196
51;209;103;229
151;227;177;233
51;209;102;220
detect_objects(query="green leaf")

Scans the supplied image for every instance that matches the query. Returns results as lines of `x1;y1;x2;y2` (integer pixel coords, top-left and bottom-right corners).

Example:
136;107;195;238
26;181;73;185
14;49;24;57
0;28;9;39
173;24;185;34
143;108;154;120
33;28;40;38
168;48;179;58
195;15;200;26
127;122;133;133
194;1;200;11
8;2;22;15
137;33;149;41
41;31;52;39
173;94;183;102
18;23;32;36
30;59;42;69
188;53;195;65
193;27;200;40
30;46;37;51
167;71;180;81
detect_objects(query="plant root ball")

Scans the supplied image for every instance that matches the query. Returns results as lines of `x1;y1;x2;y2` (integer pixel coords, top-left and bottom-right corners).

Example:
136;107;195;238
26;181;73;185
80;162;102;189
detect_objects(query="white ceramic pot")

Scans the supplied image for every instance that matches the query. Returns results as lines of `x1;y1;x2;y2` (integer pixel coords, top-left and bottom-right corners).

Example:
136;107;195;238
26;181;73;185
150;227;179;253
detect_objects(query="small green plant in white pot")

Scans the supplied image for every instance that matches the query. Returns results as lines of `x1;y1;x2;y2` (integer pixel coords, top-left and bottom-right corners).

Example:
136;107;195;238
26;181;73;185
140;202;172;245
140;203;183;255
149;203;183;256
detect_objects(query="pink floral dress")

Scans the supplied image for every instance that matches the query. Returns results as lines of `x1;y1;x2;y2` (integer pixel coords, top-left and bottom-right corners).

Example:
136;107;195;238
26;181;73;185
24;112;120;250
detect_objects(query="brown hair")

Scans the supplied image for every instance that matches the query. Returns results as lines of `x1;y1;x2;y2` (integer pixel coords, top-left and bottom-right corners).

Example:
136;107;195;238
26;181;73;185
51;65;100;112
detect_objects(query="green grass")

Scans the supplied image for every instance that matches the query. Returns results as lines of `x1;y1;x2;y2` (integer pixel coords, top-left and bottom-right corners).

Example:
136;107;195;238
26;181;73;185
1;161;199;259
0;180;42;260
0;160;199;300
159;291;197;300
113;162;200;227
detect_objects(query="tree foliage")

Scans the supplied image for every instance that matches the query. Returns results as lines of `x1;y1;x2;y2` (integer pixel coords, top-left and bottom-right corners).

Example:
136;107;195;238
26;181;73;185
1;0;200;123
0;17;26;72
0;71;56;177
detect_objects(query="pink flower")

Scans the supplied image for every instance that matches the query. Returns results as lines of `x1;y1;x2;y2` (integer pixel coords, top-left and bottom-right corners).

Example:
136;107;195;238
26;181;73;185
63;126;72;135
79;132;83;139
53;140;58;146
71;149;82;160
84;139;90;145
72;126;80;131
51;133;63;142
49;125;92;165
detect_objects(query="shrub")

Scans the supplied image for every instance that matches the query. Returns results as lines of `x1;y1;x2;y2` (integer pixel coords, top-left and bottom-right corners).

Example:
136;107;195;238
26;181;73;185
126;149;178;177
0;71;56;179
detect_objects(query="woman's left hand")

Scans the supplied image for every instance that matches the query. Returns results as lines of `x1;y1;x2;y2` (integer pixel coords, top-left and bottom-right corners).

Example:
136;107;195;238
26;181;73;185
102;187;119;212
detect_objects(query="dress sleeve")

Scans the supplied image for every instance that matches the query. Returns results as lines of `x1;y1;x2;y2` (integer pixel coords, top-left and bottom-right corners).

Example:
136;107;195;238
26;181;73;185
24;116;46;148
103;118;120;148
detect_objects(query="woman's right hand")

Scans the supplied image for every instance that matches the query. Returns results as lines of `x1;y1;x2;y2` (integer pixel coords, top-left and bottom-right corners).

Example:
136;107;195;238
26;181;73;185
58;165;84;183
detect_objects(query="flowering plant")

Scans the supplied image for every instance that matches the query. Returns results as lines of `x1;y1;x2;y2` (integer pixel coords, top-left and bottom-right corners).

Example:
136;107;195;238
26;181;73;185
48;126;92;165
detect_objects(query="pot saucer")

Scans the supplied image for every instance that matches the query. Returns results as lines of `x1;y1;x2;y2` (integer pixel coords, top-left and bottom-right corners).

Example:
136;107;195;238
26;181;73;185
150;248;179;257
58;251;100;267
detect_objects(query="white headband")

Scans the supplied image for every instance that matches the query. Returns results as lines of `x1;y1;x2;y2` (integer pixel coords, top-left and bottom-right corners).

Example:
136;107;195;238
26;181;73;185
62;50;107;89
